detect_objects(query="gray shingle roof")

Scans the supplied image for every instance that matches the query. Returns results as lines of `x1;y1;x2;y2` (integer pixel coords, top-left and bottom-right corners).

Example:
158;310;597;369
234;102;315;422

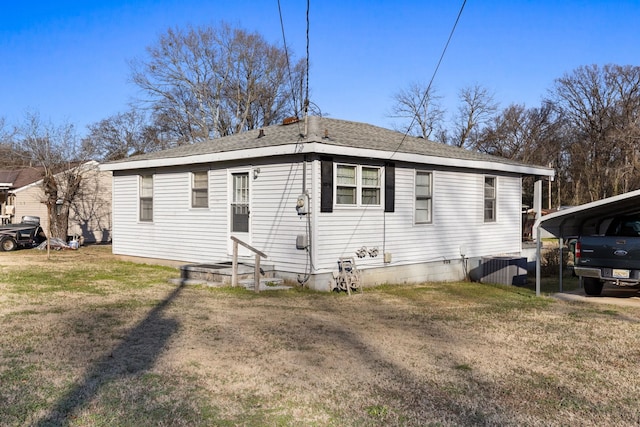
107;116;545;170
0;167;45;189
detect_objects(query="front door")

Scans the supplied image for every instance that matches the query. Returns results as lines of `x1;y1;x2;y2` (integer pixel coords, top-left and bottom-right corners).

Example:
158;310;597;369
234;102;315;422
229;171;251;256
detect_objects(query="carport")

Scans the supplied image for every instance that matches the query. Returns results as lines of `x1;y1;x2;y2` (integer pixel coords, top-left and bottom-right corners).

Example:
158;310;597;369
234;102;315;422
533;188;640;296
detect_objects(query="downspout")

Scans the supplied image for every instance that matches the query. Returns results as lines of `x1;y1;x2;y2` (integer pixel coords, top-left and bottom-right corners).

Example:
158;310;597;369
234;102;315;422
304;155;313;275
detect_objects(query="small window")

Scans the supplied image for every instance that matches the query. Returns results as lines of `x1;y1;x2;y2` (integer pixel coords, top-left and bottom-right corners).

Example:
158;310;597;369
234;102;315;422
484;176;496;222
192;171;209;208
415;171;432;223
335;164;382;206
336;165;357;205
361;167;380;205
139;175;153;222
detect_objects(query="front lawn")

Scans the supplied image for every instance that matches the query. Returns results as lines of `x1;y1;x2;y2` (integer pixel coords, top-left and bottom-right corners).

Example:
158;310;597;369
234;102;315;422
1;246;638;426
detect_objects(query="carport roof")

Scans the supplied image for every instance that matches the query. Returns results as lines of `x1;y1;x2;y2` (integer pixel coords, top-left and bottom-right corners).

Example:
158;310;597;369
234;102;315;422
534;188;640;238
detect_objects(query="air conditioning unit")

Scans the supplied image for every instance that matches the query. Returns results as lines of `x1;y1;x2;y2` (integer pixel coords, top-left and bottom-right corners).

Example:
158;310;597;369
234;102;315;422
480;256;528;286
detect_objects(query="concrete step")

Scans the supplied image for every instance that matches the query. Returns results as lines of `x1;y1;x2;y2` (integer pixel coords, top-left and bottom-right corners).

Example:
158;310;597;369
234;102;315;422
180;262;275;284
169;276;290;291
168;277;226;287
240;277;291;291
174;261;290;290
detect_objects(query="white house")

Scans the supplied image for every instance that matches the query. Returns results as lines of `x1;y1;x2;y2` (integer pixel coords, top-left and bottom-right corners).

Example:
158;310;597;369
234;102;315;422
102;116;554;290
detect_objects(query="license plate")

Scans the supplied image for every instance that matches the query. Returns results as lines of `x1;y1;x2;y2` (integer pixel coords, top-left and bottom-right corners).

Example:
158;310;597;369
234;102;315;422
612;269;630;279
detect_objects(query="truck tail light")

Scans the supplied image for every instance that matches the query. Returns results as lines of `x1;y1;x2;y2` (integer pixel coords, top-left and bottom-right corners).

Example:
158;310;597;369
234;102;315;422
575;241;581;259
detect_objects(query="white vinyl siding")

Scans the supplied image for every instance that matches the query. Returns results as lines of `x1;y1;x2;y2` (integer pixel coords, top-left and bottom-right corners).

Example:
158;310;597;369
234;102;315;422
249;162;310;272
316;167;522;271
191;171;208;208
111;162;311;272
111;158;523;277
113;170;227;263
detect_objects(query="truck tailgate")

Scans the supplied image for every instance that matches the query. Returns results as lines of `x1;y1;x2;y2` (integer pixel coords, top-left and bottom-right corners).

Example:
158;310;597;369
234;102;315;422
578;235;640;270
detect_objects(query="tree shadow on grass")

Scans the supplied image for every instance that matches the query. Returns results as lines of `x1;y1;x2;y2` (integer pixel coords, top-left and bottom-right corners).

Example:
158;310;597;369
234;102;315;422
35;284;184;426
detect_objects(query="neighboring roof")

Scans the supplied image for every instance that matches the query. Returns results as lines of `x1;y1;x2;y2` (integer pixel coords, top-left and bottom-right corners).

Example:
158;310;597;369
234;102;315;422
534;189;640;237
102;116;555;177
10;161;102;194
0;167;44;191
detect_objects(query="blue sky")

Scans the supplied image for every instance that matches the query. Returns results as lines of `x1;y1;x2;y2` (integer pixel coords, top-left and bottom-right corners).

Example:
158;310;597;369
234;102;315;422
1;0;639;137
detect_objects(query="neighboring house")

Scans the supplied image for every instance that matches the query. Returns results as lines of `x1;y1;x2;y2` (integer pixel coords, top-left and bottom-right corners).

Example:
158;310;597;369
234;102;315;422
4;161;112;243
0;167;44;225
102;116;554;290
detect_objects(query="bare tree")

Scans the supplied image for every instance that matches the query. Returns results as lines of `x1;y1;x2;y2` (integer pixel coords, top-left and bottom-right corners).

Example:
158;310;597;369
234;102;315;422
0;117;27;168
84;110;166;161
476;102;568;208
477;103;565;163
388;82;445;139
18;112;89;240
446;84;498;149
549;64;640;204
0;117;11;145
129;23;306;144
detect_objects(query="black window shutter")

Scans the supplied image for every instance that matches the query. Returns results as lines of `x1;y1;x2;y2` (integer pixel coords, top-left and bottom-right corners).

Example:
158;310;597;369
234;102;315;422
321;159;333;212
385;162;395;213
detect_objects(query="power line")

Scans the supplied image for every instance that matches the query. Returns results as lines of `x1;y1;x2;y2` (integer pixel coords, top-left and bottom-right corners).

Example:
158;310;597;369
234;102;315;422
277;0;302;118
305;0;310;117
389;0;467;159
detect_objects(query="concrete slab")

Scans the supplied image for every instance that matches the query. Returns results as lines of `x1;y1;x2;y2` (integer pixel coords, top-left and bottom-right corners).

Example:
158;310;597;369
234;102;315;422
553;283;640;308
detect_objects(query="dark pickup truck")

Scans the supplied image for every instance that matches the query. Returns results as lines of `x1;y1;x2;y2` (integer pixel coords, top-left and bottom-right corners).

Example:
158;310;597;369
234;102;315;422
574;214;640;295
0;216;47;252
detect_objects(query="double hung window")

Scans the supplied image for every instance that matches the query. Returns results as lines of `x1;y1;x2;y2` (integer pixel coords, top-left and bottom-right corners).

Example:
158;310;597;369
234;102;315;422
415;171;432;224
191;171;209;208
361;167;381;205
484;176;496;222
139;175;153;222
336;165;357;205
335;164;381;206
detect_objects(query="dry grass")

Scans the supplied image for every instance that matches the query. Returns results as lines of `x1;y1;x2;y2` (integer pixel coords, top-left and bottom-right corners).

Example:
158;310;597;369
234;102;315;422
1;246;640;426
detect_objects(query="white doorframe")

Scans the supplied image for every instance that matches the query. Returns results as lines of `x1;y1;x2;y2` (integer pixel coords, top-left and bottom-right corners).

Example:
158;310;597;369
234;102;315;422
227;168;252;257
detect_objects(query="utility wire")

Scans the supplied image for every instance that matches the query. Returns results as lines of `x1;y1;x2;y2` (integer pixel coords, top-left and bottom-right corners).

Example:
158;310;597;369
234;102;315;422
278;0;314;286
277;0;302;120
305;0;310;115
389;0;467;159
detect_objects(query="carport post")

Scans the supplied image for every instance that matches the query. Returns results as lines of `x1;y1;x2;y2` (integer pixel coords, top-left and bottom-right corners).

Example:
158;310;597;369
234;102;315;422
536;224;542;297
558;237;563;293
